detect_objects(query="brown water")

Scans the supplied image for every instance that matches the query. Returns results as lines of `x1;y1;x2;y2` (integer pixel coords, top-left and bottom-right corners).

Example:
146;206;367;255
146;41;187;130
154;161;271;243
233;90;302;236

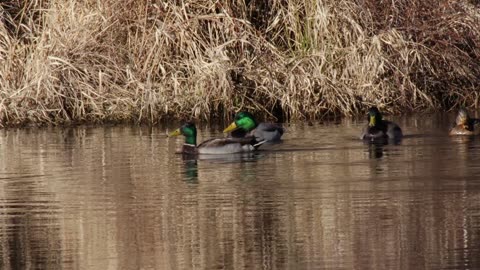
1;114;480;270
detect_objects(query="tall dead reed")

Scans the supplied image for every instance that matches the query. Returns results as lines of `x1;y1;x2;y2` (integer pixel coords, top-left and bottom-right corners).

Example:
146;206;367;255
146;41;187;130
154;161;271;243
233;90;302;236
1;0;479;126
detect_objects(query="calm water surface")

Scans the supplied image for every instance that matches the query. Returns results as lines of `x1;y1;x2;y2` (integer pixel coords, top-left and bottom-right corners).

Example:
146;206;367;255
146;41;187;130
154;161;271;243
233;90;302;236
1;114;480;269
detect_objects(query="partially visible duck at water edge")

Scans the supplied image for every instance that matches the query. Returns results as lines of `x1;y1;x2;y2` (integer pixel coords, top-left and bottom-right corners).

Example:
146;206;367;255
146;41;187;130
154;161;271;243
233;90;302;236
449;108;480;136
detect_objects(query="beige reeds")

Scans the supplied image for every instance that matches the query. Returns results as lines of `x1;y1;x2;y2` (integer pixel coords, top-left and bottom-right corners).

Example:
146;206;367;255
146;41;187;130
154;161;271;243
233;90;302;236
0;0;479;126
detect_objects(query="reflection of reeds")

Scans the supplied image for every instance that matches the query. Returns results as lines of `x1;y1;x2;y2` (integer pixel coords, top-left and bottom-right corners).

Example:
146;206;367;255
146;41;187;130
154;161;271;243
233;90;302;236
1;0;480;125
1;123;480;268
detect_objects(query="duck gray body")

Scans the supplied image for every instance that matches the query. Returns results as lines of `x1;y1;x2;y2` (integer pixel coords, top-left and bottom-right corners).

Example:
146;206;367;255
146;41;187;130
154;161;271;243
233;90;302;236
170;122;265;155
246;123;284;142
195;137;263;154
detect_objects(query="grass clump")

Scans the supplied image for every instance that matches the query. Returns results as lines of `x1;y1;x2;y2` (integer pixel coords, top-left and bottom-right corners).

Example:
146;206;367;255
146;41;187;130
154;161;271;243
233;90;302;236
0;0;479;126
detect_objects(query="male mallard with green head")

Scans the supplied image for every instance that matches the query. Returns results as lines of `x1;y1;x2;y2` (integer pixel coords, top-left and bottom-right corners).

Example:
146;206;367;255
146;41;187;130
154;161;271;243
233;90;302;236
223;112;284;142
361;107;403;140
169;122;265;155
449;108;480;136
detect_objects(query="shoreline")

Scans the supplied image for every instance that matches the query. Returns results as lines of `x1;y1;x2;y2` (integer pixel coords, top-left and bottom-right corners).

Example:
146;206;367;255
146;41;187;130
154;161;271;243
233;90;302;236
0;108;459;129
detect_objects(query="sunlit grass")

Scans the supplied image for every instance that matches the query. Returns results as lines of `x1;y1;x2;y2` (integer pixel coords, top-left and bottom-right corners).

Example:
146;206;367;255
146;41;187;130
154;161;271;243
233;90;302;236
1;0;479;126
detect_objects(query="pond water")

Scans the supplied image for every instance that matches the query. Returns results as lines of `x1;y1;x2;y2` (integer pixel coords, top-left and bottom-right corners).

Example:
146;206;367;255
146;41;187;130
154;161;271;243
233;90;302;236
1;113;480;270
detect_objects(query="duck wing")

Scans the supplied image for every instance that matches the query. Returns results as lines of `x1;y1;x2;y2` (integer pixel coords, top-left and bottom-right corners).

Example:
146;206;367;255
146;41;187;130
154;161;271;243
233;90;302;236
254;123;285;142
258;122;284;133
197;137;254;148
197;136;265;154
384;120;402;138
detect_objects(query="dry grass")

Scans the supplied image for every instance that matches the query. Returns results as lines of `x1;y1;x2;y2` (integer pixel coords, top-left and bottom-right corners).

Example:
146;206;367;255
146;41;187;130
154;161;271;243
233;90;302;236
1;0;479;126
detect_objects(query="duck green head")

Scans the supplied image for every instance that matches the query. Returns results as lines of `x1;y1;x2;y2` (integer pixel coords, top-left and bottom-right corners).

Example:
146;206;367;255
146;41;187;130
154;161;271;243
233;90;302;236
223;112;258;133
367;107;383;127
169;122;197;145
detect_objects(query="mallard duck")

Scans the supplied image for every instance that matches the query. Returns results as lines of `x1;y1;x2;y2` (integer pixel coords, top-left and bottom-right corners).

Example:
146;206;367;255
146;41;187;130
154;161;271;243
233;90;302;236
449;108;480;136
169;122;265;155
360;107;403;140
223;112;285;142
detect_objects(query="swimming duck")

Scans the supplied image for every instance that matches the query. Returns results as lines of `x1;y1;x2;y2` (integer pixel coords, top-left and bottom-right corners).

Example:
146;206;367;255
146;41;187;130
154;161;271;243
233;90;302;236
169;122;265;155
360;107;403;140
223;112;285;142
449;108;480;136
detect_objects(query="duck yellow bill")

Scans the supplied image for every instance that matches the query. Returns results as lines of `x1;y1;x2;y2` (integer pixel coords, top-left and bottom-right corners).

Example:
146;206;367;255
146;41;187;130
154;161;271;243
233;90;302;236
369;116;376;127
223;122;238;133
168;128;182;137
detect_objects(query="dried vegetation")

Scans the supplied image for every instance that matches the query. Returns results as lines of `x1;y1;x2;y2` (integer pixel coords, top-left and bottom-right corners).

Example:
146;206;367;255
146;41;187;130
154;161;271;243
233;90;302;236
1;0;479;126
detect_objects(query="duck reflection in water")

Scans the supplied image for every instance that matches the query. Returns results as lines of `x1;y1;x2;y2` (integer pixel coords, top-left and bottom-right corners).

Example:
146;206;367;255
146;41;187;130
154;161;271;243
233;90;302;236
181;151;264;163
182;158;199;184
365;140;388;159
179;151;264;184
